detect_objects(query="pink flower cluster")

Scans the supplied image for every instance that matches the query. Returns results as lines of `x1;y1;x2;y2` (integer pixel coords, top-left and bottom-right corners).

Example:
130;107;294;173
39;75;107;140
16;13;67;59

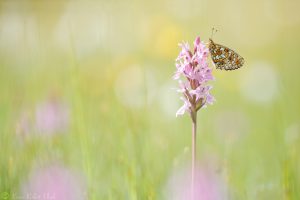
164;163;228;200
174;36;215;117
20;164;86;200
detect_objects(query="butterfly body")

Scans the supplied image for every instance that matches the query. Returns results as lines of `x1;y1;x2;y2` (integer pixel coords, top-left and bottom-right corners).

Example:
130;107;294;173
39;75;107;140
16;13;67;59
208;39;244;70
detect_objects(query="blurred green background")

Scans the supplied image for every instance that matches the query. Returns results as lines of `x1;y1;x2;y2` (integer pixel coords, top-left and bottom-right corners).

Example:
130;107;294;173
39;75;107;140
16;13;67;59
0;0;300;199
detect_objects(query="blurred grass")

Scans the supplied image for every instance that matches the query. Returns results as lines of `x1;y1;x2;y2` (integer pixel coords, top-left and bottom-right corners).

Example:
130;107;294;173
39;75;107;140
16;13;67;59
1;0;300;199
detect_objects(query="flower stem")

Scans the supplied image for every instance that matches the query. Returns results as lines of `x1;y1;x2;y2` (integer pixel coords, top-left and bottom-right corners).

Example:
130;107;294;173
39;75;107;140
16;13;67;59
191;111;197;200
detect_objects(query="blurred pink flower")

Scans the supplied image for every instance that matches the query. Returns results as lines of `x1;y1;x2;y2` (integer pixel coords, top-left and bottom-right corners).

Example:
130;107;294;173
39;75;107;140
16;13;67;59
174;36;215;117
20;164;86;200
35;99;69;135
164;164;228;200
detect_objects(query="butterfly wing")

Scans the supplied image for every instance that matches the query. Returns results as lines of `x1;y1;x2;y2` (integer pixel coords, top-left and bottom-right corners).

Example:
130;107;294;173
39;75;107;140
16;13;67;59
209;40;244;70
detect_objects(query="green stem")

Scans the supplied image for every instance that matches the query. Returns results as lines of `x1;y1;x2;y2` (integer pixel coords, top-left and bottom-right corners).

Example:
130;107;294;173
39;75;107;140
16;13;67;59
191;110;197;200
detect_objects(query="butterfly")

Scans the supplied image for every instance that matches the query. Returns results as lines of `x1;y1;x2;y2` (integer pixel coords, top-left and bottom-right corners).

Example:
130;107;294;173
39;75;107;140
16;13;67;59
208;38;244;70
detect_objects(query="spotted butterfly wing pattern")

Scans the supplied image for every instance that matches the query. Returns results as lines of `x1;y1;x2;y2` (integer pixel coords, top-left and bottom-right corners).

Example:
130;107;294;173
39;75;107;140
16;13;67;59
208;39;244;70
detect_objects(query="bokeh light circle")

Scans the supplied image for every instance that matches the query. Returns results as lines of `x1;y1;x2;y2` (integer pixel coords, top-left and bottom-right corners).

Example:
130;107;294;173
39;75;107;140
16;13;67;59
239;62;278;104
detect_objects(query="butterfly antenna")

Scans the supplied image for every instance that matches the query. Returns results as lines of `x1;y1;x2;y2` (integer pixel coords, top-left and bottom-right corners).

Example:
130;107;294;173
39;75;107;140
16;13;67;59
210;28;214;38
210;27;218;39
